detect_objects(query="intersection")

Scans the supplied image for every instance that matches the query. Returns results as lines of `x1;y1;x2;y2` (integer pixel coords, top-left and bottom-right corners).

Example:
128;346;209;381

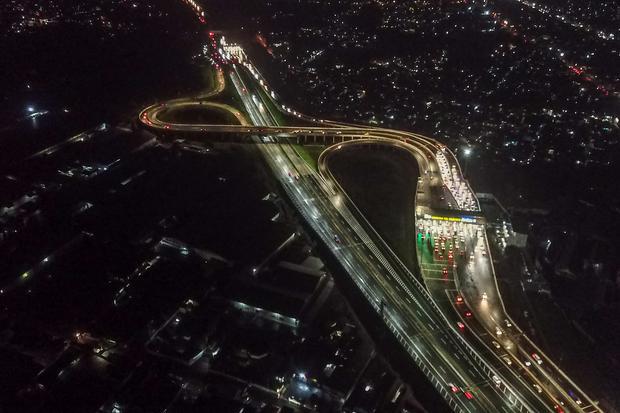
138;39;602;413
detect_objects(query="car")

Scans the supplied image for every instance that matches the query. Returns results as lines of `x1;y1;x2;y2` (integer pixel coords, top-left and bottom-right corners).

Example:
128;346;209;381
482;292;488;301
442;267;449;277
501;355;512;365
333;235;341;244
533;384;543;393
492;375;501;387
464;310;472;318
504;319;513;328
455;295;464;304
524;359;532;367
463;391;474;400
495;327;503;336
448;383;460;393
567;390;583;405
531;353;543;365
457;322;465;330
491;341;501;349
554;405;564;413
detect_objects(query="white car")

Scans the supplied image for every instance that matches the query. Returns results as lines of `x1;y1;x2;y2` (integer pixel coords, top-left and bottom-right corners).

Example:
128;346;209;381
492;375;501;387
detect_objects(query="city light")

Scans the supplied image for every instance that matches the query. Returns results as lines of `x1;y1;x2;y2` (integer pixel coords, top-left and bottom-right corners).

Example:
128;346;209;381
2;1;610;411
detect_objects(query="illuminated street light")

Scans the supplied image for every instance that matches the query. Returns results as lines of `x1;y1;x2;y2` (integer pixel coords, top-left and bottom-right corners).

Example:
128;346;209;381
462;147;473;176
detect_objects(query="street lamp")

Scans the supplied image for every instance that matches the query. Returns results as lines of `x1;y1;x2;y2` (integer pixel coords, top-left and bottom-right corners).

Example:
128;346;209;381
462;147;472;176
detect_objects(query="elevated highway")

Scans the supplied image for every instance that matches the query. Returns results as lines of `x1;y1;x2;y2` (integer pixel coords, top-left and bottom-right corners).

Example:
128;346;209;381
137;49;602;413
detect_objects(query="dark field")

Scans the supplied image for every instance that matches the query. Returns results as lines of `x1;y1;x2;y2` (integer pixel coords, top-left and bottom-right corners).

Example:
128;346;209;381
326;145;420;272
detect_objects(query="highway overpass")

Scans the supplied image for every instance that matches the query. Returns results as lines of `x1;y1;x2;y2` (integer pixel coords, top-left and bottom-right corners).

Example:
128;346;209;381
137;39;602;413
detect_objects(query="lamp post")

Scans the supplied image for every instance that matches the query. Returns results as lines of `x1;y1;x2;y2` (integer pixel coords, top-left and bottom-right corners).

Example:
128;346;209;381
462;147;472;177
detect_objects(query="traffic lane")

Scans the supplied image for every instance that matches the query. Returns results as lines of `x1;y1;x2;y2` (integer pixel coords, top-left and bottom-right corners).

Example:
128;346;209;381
457;235;583;411
388;223;552;410
144;91;543;413
145;58;596;408
304;184;519;411
143;97;572;412
171;68;539;411
286;166;504;411
324;229;500;411
450;289;567;409
420;257;547;409
313;156;546;411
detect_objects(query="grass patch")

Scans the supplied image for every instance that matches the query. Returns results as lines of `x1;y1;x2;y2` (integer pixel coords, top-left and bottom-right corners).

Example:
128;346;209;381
236;68;288;126
292;144;325;171
158;105;240;125
255;83;286;126
219;72;250;122
200;65;218;94
327;148;420;272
